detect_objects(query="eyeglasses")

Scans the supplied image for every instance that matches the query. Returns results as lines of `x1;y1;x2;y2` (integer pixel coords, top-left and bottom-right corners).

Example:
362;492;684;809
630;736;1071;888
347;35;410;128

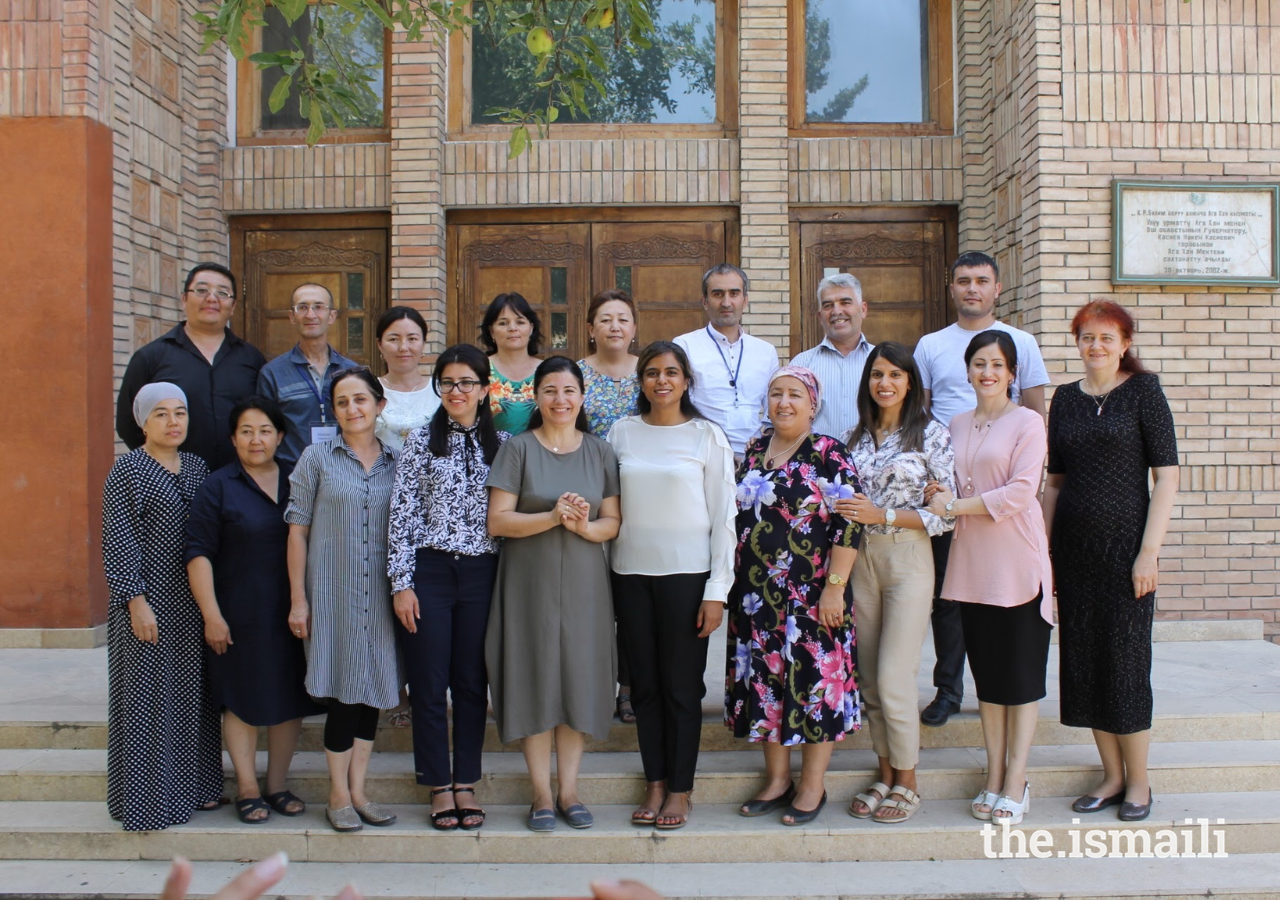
292;304;331;314
188;286;234;301
439;380;482;394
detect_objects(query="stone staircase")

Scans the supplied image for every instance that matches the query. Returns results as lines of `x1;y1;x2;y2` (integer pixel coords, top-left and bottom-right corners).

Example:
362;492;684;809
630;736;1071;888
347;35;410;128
0;624;1276;898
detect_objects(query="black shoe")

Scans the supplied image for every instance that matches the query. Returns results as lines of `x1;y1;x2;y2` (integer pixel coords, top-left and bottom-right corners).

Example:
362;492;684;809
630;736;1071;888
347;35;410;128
740;782;796;817
782;791;827;826
1072;789;1125;813
1118;789;1153;822
920;695;961;727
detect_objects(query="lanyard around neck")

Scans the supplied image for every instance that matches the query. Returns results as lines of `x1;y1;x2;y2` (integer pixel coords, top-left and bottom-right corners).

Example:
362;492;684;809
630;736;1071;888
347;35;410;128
706;325;745;397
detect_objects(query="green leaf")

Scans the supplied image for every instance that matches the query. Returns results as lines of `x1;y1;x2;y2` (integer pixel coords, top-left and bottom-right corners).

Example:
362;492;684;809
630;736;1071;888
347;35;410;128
274;0;307;25
546;104;558;123
267;73;293;113
306;99;326;145
507;124;528;159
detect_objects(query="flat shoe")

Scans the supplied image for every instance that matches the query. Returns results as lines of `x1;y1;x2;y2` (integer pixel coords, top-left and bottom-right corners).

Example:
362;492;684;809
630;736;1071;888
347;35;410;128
557;802;594;829
1118;789;1153;822
782;791;827;826
354;801;396;826
264;790;305;817
740;782;796;817
1072;789;1125;813
527;806;556;832
873;785;922;824
849;781;891;819
326;805;363;832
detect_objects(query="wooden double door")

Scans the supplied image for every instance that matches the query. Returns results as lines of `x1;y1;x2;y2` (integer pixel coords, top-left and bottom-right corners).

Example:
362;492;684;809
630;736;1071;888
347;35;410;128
790;207;959;355
449;208;739;360
230;213;390;367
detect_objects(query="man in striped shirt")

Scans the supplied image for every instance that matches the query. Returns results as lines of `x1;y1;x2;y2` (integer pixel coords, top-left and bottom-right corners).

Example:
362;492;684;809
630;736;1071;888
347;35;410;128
790;272;875;440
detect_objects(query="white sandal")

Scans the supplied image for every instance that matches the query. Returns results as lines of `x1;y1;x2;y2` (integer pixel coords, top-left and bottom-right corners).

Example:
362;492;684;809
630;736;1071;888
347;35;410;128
872;785;922;824
991;783;1031;826
971;788;1000;821
848;781;891;819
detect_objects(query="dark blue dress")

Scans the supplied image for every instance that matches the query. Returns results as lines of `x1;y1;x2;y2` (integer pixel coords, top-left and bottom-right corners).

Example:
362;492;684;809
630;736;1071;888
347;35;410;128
185;460;323;726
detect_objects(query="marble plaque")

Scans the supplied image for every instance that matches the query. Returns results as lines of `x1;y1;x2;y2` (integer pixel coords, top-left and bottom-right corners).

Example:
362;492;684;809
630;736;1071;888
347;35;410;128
1113;181;1280;286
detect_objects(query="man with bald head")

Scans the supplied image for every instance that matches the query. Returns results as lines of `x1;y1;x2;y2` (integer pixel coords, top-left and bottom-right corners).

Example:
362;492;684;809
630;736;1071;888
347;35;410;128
256;283;358;465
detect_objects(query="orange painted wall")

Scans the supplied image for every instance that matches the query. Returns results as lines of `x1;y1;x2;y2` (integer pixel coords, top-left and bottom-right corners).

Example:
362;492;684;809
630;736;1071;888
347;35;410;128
0;117;115;628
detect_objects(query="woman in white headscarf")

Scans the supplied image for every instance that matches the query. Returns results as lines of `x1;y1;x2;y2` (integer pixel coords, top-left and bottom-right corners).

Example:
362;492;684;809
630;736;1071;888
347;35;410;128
102;382;224;831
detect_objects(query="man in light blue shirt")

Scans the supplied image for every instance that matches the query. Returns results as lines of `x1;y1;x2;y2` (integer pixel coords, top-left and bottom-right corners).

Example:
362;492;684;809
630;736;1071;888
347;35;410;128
790;273;874;441
256;283;358;465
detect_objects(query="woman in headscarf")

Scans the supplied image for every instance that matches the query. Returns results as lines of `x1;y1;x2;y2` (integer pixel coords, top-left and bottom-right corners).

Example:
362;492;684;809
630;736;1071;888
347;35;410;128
727;366;862;827
102;382;223;831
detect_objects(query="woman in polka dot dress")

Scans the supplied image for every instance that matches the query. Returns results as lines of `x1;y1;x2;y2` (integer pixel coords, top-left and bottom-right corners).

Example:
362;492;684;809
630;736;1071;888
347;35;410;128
102;382;224;831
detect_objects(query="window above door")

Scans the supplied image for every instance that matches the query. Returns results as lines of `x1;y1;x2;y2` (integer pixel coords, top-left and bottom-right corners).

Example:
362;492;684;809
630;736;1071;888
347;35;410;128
449;0;738;138
787;0;954;137
235;2;391;146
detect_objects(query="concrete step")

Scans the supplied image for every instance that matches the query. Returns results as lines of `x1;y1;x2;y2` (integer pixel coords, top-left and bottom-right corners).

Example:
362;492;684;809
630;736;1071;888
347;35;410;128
2;741;1277;806
3;705;1277;753
0;792;1272;864
2;853;1278;900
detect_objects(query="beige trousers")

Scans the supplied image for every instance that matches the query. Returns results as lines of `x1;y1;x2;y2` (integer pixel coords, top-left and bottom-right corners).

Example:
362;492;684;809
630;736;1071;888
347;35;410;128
852;529;935;770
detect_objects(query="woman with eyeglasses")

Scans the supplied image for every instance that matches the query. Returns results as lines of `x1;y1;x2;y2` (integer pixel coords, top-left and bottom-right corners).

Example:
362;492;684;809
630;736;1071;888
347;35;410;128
388;345;509;831
375;306;440;454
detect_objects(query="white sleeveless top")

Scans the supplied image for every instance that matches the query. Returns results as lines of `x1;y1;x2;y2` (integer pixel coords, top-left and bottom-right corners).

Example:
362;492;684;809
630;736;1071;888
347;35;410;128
375;379;441;453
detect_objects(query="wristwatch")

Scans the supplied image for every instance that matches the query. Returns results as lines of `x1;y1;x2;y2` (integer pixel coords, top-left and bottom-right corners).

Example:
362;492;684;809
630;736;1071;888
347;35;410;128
827;571;848;587
884;507;897;526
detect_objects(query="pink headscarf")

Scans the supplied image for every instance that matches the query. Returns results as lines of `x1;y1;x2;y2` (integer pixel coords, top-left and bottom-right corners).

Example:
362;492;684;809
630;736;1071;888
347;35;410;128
768;365;822;415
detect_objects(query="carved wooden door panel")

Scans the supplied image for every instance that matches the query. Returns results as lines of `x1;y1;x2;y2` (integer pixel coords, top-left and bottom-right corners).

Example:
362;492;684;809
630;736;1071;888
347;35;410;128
234;215;389;367
795;215;955;354
591;222;726;348
453;224;591;357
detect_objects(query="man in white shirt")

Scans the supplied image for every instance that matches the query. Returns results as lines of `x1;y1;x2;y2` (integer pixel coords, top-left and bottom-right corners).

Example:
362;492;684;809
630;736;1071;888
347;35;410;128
790;272;875;440
674;264;780;459
913;251;1051;727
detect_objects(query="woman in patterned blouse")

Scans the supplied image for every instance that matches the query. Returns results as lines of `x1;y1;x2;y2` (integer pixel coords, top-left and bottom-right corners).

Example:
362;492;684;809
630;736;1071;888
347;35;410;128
577;289;641;725
835;342;956;825
480;293;543;435
388;344;508;831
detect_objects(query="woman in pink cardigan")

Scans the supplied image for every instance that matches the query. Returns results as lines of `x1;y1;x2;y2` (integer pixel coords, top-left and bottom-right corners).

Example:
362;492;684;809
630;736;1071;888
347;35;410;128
926;330;1053;826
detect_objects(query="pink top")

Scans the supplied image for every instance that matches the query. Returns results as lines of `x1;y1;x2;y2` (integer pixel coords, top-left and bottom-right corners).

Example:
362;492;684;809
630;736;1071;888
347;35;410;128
941;405;1054;624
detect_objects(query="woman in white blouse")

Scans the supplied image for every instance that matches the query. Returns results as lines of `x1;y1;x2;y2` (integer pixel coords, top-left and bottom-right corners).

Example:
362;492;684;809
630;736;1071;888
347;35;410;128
374;307;441;455
607;341;736;830
835;342;956;825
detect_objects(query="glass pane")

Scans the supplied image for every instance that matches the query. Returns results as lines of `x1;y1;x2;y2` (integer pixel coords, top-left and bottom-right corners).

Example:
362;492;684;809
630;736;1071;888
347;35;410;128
615;266;633;293
472;0;717;125
550;311;568;350
805;0;928;123
347;272;365;310
347;316;364;351
261;6;385;131
550;267;568;305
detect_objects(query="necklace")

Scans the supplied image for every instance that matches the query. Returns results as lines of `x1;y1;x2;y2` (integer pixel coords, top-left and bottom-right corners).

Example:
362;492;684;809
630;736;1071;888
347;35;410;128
766;432;807;468
1085;376;1120;416
962;401;1012;495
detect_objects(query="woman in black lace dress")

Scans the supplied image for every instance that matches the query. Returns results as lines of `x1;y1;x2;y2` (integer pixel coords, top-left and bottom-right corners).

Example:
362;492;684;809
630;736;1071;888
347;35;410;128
1044;301;1179;823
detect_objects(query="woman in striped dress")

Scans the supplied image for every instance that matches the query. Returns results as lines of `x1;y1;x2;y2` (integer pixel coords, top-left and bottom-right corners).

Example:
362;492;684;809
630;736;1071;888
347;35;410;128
286;368;403;833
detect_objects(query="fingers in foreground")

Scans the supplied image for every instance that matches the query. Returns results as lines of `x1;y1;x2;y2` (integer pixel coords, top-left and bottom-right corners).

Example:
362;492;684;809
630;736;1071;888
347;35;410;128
590;878;666;900
160;856;194;900
211;851;289;900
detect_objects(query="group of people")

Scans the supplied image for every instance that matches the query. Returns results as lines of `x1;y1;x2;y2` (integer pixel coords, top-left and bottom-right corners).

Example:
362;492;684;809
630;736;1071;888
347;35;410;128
104;254;1178;835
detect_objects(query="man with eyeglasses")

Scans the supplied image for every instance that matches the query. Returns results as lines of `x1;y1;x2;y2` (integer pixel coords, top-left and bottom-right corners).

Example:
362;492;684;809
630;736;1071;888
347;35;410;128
116;263;266;469
255;283;358;465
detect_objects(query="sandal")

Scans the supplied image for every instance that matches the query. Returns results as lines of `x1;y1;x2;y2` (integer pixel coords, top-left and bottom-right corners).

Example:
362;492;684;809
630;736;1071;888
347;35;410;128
616;692;636;724
849;781;890;819
655;791;692;831
970;788;999;821
631;804;659;825
428;786;459;831
452;786;486;830
235;796;270;824
388;708;412;728
872;785;922;824
265;790;305;817
992;783;1030;826
196;799;223;812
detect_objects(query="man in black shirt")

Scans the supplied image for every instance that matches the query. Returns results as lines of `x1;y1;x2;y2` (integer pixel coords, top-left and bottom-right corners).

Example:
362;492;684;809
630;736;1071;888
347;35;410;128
116;263;265;469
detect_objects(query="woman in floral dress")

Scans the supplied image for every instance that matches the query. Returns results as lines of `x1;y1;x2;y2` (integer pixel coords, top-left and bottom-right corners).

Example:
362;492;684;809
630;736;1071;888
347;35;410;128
726;366;862;827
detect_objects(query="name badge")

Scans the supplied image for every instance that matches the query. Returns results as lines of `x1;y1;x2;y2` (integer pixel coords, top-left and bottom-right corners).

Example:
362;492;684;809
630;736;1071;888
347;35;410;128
311;423;338;444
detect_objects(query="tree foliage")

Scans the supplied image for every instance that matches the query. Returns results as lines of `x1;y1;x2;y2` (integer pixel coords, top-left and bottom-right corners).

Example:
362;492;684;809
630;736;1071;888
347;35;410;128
804;2;868;122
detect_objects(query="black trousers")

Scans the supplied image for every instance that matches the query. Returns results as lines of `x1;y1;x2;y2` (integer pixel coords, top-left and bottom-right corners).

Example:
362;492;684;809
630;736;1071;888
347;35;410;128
323;701;379;753
929;530;966;704
612;571;711;793
397;548;497;786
